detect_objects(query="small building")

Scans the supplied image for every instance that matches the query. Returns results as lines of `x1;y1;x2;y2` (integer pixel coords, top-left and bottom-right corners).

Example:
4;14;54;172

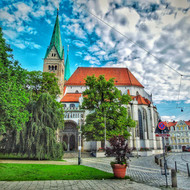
166;120;190;151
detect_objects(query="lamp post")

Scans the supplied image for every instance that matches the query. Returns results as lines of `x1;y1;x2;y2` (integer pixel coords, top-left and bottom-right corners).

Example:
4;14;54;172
78;118;83;165
104;112;106;151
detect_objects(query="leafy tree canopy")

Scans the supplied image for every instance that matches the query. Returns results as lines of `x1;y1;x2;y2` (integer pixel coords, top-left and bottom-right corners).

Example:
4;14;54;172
81;75;136;141
0;27;30;133
25;71;60;100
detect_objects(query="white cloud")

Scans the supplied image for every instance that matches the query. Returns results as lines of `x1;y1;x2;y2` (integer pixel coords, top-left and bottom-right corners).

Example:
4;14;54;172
13;39;41;50
167;0;190;9
63;23;87;39
3;30;18;40
73;40;86;47
185;100;190;104
161;115;176;122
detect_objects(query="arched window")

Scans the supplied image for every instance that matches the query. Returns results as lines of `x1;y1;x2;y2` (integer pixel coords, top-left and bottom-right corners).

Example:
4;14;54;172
138;109;143;139
70;104;75;109
52;65;55;70
136;91;139;96
52;53;54;57
63;104;66;109
55;65;57;70
48;65;51;70
75;90;79;93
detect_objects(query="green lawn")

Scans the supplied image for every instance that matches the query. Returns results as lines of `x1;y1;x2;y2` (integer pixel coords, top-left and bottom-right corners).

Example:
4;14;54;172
0;164;127;181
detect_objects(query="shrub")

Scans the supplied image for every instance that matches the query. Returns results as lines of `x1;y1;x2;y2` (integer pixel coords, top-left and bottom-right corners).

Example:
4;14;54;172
105;135;131;165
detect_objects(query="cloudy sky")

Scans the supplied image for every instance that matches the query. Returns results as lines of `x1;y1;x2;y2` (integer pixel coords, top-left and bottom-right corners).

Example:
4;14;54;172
0;0;190;121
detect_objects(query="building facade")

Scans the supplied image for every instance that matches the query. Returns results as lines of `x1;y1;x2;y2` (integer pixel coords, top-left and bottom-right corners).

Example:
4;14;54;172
166;120;190;151
43;13;163;155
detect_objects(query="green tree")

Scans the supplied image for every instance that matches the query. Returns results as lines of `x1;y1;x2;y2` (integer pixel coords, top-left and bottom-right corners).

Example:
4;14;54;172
1;93;64;160
25;71;60;100
0;27;30;133
82;75;136;141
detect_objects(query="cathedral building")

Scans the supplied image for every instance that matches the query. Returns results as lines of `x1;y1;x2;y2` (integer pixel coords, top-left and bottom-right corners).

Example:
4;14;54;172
43;13;162;155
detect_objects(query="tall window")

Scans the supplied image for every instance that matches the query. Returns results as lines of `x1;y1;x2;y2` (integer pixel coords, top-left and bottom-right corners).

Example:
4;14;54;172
138;109;143;139
70;104;75;109
143;109;149;139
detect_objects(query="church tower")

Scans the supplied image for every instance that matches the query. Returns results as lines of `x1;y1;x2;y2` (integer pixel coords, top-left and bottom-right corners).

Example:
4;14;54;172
43;10;64;97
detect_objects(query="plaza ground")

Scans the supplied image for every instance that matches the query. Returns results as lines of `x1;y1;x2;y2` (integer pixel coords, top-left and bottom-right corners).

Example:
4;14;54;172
0;153;190;189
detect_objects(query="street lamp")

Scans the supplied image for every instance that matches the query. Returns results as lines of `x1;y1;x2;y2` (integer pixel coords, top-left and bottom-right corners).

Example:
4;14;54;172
78;118;83;165
104;112;106;151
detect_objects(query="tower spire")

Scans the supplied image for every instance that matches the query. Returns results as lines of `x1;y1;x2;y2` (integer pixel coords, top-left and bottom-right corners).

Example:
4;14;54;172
64;45;71;81
44;10;63;59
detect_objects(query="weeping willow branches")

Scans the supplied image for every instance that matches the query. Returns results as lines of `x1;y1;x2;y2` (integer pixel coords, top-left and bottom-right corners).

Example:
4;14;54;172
0;93;64;160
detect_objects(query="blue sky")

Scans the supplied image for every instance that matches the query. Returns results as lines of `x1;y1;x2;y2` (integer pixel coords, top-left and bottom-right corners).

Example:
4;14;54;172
0;0;190;121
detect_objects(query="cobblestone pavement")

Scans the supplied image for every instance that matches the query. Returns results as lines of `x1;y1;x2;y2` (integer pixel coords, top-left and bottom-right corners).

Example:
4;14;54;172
0;180;160;190
65;155;190;190
166;152;190;173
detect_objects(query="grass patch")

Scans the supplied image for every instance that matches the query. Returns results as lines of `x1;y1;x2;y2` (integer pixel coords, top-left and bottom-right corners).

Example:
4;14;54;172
0;163;129;181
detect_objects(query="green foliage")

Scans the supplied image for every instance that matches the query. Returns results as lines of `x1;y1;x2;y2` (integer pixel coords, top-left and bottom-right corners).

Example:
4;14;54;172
0;27;30;133
0;26;64;159
25;71;60;100
82;75;136;141
0;164;120;181
0;93;64;160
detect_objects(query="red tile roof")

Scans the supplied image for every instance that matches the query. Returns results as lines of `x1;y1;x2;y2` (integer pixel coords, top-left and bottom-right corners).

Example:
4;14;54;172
63;86;67;95
167;122;177;127
185;121;190;126
65;67;144;87
60;93;151;105
60;93;82;102
131;95;151;105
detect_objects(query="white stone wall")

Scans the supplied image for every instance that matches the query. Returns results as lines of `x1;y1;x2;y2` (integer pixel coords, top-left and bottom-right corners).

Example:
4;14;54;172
62;84;159;153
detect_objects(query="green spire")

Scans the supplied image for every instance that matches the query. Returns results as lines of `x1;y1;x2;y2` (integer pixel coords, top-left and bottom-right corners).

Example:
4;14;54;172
45;12;63;59
64;46;71;81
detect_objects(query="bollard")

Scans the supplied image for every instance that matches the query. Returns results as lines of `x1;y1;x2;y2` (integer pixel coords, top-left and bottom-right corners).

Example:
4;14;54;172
158;158;160;165
175;161;177;172
160;158;162;167
187;163;190;177
171;169;177;187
